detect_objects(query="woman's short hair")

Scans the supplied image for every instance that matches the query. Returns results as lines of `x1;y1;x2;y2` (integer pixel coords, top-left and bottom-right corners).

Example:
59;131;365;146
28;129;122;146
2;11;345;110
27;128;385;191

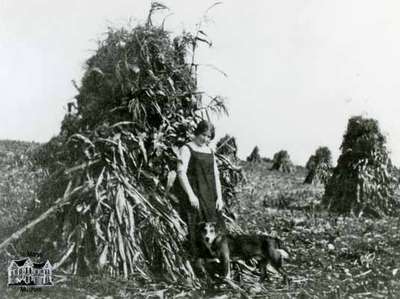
194;120;215;140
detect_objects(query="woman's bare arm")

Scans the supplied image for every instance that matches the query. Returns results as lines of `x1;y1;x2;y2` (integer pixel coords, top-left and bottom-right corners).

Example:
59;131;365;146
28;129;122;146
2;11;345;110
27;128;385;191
177;145;199;209
214;153;224;210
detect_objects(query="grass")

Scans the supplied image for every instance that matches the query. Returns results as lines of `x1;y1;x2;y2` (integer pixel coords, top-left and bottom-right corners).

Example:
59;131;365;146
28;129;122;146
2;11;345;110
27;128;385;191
1;147;399;298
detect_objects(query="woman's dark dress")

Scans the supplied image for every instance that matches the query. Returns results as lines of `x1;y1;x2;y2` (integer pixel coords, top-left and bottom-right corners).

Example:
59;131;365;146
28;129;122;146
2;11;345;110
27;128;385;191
171;144;221;257
174;144;219;224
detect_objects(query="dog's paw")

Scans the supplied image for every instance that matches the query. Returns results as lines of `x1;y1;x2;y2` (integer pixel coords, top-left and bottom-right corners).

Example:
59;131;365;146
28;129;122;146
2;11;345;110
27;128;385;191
282;275;291;287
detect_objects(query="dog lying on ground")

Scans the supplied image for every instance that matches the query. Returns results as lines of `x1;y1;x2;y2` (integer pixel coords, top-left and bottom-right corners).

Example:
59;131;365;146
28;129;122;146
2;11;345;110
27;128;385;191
195;222;289;283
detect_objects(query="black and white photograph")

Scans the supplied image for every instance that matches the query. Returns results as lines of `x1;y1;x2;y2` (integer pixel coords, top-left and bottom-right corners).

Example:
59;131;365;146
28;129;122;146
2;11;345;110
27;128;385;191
1;1;400;298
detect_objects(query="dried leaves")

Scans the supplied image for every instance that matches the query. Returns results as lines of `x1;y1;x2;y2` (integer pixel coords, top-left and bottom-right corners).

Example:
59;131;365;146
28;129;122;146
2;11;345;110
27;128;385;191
20;10;233;286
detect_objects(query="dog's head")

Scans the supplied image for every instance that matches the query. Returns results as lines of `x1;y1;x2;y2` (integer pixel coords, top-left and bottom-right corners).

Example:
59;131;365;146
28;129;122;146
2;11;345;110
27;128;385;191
197;222;217;246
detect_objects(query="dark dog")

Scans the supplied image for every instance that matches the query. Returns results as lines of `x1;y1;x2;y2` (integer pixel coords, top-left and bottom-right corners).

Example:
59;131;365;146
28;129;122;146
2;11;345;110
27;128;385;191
194;222;221;279
195;222;288;282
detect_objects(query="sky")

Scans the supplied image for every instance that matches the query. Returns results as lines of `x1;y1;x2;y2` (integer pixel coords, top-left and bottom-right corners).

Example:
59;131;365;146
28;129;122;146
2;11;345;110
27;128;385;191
1;0;400;166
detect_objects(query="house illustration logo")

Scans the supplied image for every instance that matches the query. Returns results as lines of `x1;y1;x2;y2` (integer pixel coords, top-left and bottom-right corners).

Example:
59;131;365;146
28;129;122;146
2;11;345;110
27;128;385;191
7;257;53;287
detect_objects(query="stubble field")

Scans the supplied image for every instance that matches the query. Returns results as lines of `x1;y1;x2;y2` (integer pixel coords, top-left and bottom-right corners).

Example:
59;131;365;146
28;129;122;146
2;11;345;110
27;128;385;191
1;143;399;298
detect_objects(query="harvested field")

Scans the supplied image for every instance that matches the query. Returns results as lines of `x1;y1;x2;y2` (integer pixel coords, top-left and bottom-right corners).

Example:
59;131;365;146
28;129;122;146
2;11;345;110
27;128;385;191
1;157;399;298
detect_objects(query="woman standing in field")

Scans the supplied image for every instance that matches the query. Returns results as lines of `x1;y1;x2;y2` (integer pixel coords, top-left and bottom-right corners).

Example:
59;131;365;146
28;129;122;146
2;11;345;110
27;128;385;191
175;120;224;256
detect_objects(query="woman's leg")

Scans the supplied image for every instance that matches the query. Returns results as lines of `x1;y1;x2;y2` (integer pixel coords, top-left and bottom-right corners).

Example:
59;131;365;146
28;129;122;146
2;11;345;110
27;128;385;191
216;209;227;232
187;210;199;258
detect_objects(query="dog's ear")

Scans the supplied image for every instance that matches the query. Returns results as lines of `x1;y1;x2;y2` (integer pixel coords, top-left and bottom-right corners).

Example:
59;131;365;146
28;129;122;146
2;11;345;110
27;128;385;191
215;217;227;231
197;222;206;231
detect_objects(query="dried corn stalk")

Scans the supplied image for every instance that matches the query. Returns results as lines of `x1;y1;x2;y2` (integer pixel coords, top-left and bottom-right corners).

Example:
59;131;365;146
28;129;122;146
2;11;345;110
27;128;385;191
18;4;235;285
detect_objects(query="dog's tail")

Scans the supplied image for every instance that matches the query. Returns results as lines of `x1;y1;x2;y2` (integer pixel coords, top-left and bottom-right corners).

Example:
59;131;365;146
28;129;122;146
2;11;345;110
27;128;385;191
261;236;290;262
273;237;290;260
276;248;289;260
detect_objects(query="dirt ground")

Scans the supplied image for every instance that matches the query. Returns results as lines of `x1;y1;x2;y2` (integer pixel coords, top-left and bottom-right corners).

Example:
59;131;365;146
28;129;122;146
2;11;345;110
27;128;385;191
1;162;400;298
